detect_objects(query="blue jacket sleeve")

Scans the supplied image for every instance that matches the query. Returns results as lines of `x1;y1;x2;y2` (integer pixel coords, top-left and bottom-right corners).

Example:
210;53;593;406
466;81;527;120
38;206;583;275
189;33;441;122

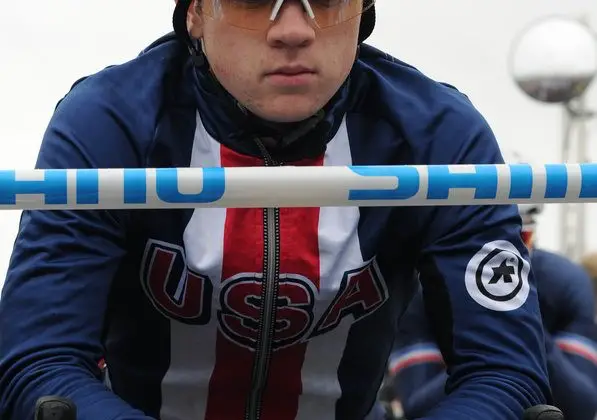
402;372;448;418
388;290;446;417
545;333;597;420
389;337;447;418
538;252;597;420
0;78;153;419
414;115;551;419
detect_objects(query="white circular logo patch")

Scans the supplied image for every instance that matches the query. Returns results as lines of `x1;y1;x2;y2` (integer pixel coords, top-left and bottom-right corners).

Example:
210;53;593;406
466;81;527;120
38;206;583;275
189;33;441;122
465;240;530;311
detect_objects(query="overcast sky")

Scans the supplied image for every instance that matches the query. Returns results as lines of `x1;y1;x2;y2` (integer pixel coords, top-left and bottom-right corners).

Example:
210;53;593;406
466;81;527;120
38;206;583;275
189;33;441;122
1;1;596;284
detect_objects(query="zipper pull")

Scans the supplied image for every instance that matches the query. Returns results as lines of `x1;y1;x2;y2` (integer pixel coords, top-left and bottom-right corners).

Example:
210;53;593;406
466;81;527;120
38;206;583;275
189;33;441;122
254;137;281;167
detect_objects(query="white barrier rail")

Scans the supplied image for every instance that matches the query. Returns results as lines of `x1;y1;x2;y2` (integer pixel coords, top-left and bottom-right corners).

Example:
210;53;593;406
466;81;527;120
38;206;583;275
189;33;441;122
0;163;596;210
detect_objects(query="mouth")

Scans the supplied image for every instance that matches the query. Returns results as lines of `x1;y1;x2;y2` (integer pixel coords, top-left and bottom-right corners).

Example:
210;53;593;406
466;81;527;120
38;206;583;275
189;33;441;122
265;65;317;77
264;65;317;87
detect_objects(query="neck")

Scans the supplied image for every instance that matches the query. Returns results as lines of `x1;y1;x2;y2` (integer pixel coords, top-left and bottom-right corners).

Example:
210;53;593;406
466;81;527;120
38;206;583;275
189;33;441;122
187;50;354;162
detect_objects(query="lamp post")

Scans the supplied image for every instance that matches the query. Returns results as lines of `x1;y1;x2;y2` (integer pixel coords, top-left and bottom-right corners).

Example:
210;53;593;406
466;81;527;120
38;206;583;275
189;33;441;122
509;15;597;261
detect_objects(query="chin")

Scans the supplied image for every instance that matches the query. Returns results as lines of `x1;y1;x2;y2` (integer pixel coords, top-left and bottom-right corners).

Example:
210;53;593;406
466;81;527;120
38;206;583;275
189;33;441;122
252;97;324;123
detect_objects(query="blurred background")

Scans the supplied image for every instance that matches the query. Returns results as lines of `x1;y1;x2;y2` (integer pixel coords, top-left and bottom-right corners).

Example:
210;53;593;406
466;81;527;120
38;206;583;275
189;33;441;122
0;0;597;285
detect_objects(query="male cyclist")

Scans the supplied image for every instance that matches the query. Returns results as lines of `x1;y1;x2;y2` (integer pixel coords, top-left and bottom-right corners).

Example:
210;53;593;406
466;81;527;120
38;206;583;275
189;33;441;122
0;1;550;419
387;152;597;420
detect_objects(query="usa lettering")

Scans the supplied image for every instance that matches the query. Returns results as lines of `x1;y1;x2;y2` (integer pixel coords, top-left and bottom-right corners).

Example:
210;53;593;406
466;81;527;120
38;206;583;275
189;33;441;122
141;240;213;325
218;274;316;350
141;240;389;350
311;264;387;337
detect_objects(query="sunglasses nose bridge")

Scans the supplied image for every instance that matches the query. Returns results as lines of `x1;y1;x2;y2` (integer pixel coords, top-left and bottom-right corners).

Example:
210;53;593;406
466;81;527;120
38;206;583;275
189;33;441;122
270;0;316;21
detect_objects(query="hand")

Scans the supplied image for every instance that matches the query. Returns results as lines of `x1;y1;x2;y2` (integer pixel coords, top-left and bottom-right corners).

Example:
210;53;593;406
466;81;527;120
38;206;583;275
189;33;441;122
35;396;76;420
522;405;564;420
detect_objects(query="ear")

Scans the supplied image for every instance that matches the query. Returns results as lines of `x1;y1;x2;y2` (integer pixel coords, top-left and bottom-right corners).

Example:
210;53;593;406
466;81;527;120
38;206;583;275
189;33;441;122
187;0;204;39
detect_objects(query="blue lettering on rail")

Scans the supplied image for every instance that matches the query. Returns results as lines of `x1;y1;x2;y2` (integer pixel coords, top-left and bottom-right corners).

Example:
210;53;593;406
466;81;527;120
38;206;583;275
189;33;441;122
0;168;226;205
348;165;500;200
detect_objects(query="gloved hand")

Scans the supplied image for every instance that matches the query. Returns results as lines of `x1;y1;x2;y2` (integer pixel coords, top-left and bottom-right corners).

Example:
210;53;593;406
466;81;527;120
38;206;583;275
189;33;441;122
35;396;76;420
523;405;564;420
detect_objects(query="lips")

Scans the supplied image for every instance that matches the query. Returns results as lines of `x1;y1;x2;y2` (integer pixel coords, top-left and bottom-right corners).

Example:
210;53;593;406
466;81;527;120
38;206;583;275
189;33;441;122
264;65;317;88
266;65;316;76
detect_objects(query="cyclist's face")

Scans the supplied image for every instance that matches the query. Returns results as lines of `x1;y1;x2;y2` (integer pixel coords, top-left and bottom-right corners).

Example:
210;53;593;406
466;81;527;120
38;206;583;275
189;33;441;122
188;0;363;123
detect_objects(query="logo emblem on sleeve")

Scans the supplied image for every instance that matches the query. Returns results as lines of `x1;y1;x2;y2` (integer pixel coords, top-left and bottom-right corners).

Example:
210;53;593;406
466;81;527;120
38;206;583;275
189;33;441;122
464;240;530;311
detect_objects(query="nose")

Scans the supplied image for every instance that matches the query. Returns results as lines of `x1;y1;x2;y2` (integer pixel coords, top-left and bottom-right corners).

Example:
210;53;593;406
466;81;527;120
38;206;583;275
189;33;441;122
266;1;316;48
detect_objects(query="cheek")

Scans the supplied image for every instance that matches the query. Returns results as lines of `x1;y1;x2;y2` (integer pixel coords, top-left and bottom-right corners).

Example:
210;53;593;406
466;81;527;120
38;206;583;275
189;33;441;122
204;30;258;87
204;35;231;75
322;25;359;76
322;41;357;86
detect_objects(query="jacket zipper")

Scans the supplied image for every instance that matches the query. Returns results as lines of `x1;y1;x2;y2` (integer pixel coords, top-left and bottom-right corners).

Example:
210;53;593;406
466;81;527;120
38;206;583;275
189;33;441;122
245;139;281;420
